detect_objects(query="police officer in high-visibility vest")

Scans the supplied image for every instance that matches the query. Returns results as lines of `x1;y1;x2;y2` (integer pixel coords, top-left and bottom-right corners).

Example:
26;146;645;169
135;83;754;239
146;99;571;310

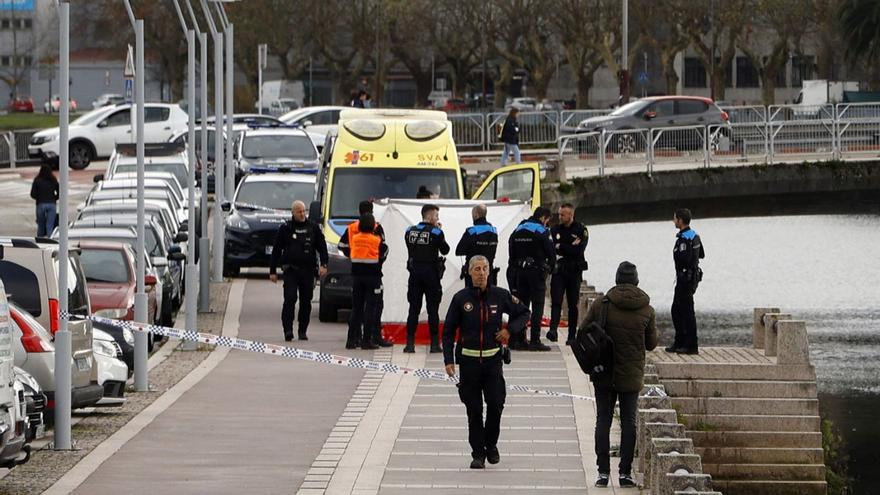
404;204;450;353
508;206;555;351
270;200;328;341
339;200;392;349
443;255;529;469
339;211;388;350
455;204;498;288
548;203;589;345
666;208;705;354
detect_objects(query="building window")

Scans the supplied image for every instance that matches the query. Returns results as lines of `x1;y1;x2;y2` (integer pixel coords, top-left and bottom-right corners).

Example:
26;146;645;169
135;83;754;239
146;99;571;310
791;55;815;87
0;19;10;29
0;56;10;67
22;19;33;29
736;56;759;88
684;57;707;88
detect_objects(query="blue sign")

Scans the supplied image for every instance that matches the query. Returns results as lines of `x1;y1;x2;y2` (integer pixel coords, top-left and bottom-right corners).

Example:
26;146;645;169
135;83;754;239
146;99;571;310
0;0;34;11
638;71;649;84
124;79;133;103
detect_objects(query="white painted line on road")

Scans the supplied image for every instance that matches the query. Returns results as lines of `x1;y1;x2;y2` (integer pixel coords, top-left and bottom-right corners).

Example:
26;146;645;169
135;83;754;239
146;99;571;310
43;278;246;495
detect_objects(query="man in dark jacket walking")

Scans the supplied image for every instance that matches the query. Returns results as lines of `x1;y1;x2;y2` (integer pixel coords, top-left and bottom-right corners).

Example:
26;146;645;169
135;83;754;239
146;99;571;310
500;108;521;166
270;200;329;341
583;261;658;488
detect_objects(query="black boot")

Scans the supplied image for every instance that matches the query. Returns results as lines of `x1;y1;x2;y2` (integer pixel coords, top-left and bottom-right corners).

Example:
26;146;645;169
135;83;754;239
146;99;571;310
404;328;416;353
429;333;442;353
546;329;558;342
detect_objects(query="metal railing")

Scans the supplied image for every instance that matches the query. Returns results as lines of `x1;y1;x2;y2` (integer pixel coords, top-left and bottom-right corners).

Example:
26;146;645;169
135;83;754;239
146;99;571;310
0;129;40;168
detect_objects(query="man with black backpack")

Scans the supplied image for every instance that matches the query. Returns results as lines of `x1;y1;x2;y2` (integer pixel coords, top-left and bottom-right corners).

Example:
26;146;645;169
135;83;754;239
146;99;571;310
581;261;658;488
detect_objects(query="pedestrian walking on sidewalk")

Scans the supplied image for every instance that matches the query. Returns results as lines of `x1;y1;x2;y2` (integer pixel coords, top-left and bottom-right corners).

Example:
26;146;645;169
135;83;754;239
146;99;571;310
443;255;529;469
548;203;589;345
666;208;705;355
403;204;450;353
499;107;521;166
585;261;658;487
30;163;59;237
508;206;555;351
269;200;328;341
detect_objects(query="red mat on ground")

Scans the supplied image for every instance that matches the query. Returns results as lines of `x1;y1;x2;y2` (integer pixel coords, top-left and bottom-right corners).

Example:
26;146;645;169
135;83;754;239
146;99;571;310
381;316;564;345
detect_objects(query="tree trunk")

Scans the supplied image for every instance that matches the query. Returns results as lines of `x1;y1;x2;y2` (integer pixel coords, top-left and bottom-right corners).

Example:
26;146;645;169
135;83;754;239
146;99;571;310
761;72;776;106
661;52;679;95
712;71;727;101
575;73;593;108
493;63;513;108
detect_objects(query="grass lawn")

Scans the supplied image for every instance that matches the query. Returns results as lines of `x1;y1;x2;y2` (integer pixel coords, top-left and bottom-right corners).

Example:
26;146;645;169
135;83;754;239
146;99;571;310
0;112;78;131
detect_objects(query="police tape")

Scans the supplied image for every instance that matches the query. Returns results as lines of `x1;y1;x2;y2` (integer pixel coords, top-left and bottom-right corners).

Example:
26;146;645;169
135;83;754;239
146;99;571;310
62;312;599;402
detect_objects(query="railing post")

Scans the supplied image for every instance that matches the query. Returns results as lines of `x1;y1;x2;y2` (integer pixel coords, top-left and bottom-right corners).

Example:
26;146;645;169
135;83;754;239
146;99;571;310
832;104;841;161
599;129;606;176
5;132;15;169
703;126;710;169
768;107;775;165
647;129;654;176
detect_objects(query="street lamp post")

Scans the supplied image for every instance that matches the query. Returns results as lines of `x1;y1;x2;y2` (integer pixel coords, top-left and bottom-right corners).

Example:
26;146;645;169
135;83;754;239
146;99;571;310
213;2;235;207
258;43;267;115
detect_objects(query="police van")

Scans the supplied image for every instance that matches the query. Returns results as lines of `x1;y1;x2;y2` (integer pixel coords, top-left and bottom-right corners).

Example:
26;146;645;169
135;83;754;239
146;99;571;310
311;108;541;322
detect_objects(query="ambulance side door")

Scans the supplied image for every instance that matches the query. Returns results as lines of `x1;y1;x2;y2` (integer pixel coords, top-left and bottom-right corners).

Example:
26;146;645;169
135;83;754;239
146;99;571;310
471;162;541;208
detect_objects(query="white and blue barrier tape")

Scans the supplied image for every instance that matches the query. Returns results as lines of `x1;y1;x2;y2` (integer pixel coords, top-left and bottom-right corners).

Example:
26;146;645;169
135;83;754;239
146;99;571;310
62;312;598;402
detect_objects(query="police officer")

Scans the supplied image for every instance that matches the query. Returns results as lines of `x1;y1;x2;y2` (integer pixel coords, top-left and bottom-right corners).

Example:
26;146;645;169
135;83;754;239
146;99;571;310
339;201;392;349
455;204;498;288
549;203;589;345
270;200;328;341
339;211;388;350
443;255;529;469
508;206;555;351
666;208;705;355
404;204;450;353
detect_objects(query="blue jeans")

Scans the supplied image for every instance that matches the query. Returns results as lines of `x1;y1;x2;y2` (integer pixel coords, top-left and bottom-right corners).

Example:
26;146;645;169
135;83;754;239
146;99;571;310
36;202;57;237
501;143;521;166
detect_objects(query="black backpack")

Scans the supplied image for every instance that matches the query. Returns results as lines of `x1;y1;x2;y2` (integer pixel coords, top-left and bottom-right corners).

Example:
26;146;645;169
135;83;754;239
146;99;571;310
571;297;614;376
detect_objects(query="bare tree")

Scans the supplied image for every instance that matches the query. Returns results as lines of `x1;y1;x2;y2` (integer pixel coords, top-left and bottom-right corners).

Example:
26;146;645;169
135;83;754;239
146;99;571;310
385;0;434;106
310;0;377;104
680;0;748;101
432;0;483;98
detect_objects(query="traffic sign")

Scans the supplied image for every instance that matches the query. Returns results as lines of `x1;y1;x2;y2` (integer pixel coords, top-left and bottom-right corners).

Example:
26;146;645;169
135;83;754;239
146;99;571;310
124;45;135;78
638;71;649;84
124;78;133;103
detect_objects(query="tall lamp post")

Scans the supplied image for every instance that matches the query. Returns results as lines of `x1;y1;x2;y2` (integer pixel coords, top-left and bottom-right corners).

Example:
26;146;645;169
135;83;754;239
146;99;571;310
212;0;235;207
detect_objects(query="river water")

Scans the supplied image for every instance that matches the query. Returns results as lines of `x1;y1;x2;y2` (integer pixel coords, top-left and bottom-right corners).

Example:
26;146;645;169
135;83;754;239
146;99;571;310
583;214;879;492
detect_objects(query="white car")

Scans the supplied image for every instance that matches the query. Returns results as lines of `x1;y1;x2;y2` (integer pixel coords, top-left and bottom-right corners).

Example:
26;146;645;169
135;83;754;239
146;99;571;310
506;97;537;111
278;106;345;146
92;329;127;407
233;127;320;180
92;93;125;109
0;280;29;469
28;103;189;170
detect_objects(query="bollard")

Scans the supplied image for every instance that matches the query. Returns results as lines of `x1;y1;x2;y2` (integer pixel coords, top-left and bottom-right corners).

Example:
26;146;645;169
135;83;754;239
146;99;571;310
762;312;791;358
752;307;779;349
776;320;811;365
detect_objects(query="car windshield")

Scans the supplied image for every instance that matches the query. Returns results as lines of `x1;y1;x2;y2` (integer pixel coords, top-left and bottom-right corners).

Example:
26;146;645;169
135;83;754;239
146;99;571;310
329;168;459;218
80;248;131;283
71;107;113;126
609;100;648;117
242;134;317;160
235;180;315;210
116;162;188;188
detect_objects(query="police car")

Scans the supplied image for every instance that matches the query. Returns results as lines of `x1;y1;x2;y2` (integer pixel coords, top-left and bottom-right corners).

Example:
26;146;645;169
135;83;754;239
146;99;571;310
233;124;321;183
222;170;318;276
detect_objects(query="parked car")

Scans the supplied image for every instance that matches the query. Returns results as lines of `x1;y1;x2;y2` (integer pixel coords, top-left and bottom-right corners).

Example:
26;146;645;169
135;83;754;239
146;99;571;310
7;97;34;113
574;96;730;152
233;126;320;180
13;367;45;443
43;94;77;114
506;97;537;111
77;200;184;252
83;188;187;228
28;103;189;169
202;113;284;127
222;171;317;276
278;106;344;145
0;280;30;469
0;238;103;410
91;93;124;109
92;328;127;407
268;98;300;116
443;98;467;112
90;318;135;375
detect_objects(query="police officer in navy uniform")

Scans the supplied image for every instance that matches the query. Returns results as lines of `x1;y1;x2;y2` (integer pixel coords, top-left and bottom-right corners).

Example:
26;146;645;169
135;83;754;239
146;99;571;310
404;204;450;353
548;203;589;345
456;204;498;288
339;200;392;349
508;206;555;351
270;200;328;341
443;255;530;469
666;208;705;354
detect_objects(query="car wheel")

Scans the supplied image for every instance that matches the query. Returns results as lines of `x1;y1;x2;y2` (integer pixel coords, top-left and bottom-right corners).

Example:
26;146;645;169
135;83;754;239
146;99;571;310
318;297;338;323
69;142;92;170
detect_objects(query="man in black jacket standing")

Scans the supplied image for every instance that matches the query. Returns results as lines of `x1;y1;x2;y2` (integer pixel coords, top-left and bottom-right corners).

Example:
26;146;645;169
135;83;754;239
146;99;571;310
508;206;555;351
666;208;706;354
455;204;498;288
404;204;450;353
548;203;589;345
270;200;328;341
443;255;529;469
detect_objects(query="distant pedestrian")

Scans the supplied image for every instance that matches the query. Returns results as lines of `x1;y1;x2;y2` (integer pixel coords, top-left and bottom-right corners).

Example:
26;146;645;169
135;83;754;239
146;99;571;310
363;92;372;108
585;261;658;488
666;208;705;354
351;90;366;108
499;108;521;166
30;163;59;237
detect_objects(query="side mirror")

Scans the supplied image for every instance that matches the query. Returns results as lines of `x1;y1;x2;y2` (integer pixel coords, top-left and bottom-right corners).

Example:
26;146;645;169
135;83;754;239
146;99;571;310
145;274;158;286
97;120;108;128
302;120;313;128
220;201;231;212
167;251;186;262
174;232;188;243
93;173;104;183
179;220;189;231
643;110;657;120
308;200;323;223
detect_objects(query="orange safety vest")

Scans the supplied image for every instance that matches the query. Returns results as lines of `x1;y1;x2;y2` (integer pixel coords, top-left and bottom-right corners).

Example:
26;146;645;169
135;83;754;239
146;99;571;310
349;221;381;264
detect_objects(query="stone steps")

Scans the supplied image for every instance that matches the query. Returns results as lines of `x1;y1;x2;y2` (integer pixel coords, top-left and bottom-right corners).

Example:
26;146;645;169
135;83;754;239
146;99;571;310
712;479;828;495
679;413;820;432
702;463;826;481
687;430;822;449
696;446;824;464
654;362;815;381
662;378;817;398
670;397;819;415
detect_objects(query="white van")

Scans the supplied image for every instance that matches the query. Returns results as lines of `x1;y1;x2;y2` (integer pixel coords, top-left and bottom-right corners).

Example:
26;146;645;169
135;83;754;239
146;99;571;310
0;279;30;468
